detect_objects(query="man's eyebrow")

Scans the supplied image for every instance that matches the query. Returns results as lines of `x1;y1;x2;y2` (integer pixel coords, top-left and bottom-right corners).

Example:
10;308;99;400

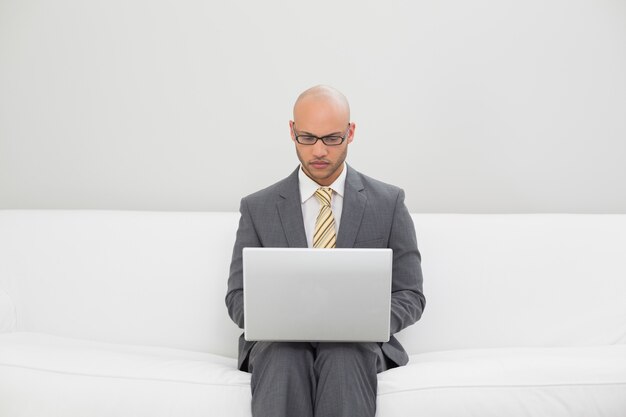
299;130;343;137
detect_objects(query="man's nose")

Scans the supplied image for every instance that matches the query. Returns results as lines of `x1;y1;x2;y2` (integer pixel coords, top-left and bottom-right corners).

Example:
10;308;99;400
312;139;328;157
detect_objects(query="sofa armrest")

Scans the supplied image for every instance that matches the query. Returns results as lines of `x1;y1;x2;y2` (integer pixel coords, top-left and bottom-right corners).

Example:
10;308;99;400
0;287;17;333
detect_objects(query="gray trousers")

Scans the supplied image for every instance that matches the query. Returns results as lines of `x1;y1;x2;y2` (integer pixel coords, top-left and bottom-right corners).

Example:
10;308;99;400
248;342;388;417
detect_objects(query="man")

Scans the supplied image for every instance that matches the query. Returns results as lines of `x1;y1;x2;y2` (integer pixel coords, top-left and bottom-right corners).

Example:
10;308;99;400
225;85;425;417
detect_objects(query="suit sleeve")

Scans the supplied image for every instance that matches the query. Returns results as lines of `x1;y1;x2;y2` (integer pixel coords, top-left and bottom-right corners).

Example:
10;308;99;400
225;197;261;329
388;189;426;335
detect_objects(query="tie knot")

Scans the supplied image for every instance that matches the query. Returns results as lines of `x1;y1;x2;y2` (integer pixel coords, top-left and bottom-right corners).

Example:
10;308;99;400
315;187;333;207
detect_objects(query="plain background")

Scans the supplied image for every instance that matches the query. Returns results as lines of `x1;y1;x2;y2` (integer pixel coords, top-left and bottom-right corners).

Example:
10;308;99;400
1;0;625;213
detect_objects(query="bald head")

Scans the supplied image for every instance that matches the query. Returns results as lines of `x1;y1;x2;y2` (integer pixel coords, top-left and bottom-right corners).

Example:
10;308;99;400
293;85;351;124
290;85;355;186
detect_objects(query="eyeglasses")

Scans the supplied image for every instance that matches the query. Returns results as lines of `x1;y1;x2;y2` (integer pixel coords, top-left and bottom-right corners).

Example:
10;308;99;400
293;124;350;146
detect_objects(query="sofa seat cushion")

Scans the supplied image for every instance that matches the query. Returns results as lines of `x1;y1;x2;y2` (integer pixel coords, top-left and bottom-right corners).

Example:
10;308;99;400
2;332;625;417
378;346;626;416
0;332;251;417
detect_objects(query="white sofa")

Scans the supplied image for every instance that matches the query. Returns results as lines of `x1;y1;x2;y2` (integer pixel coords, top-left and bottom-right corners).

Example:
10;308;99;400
1;210;625;416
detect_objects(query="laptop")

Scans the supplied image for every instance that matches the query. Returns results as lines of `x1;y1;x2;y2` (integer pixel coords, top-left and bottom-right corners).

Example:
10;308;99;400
243;247;392;342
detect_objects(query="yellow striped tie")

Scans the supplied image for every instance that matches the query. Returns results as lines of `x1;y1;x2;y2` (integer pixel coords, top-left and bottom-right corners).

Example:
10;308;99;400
313;187;337;249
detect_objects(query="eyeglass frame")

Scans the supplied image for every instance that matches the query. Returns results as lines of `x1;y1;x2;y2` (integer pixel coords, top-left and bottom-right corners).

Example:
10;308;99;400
292;124;351;146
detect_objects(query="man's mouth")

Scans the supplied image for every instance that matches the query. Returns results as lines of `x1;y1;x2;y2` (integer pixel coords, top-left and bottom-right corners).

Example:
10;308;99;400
310;161;330;169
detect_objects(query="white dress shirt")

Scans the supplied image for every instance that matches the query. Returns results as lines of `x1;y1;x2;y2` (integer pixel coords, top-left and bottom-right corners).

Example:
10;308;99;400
298;163;347;248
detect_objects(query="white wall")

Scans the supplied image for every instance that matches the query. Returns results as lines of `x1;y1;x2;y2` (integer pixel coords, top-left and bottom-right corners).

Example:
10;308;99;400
1;0;625;213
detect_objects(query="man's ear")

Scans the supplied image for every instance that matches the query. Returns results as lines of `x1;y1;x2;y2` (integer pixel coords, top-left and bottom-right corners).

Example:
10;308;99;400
347;122;356;144
289;120;296;143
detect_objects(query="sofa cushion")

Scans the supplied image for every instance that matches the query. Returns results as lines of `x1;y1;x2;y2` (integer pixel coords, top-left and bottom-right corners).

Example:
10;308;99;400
0;210;243;357
3;332;625;417
0;287;16;333
378;346;626;416
402;214;626;354
0;332;251;417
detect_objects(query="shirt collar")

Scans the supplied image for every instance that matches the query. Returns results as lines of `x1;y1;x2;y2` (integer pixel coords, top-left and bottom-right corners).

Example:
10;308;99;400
298;163;347;204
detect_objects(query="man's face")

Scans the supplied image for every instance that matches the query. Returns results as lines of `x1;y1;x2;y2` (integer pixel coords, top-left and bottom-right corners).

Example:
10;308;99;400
290;98;354;186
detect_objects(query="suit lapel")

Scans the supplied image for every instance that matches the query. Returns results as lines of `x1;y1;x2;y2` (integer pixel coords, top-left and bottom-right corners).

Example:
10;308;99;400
337;166;366;248
277;168;308;248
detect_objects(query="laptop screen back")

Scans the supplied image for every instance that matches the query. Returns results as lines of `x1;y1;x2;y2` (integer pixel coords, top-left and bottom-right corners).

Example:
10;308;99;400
243;247;392;342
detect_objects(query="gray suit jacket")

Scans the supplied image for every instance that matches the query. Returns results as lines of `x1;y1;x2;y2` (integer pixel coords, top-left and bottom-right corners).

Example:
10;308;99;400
225;165;425;370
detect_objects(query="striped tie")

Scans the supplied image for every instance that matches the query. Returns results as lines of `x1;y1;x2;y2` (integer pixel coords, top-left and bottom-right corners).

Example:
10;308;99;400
313;187;337;249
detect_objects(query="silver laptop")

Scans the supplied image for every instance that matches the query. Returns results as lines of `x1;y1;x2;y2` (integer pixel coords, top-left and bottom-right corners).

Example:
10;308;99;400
243;247;392;342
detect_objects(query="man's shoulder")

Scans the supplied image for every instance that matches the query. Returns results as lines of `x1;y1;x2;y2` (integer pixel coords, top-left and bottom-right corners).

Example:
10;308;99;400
349;166;403;197
241;167;298;205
